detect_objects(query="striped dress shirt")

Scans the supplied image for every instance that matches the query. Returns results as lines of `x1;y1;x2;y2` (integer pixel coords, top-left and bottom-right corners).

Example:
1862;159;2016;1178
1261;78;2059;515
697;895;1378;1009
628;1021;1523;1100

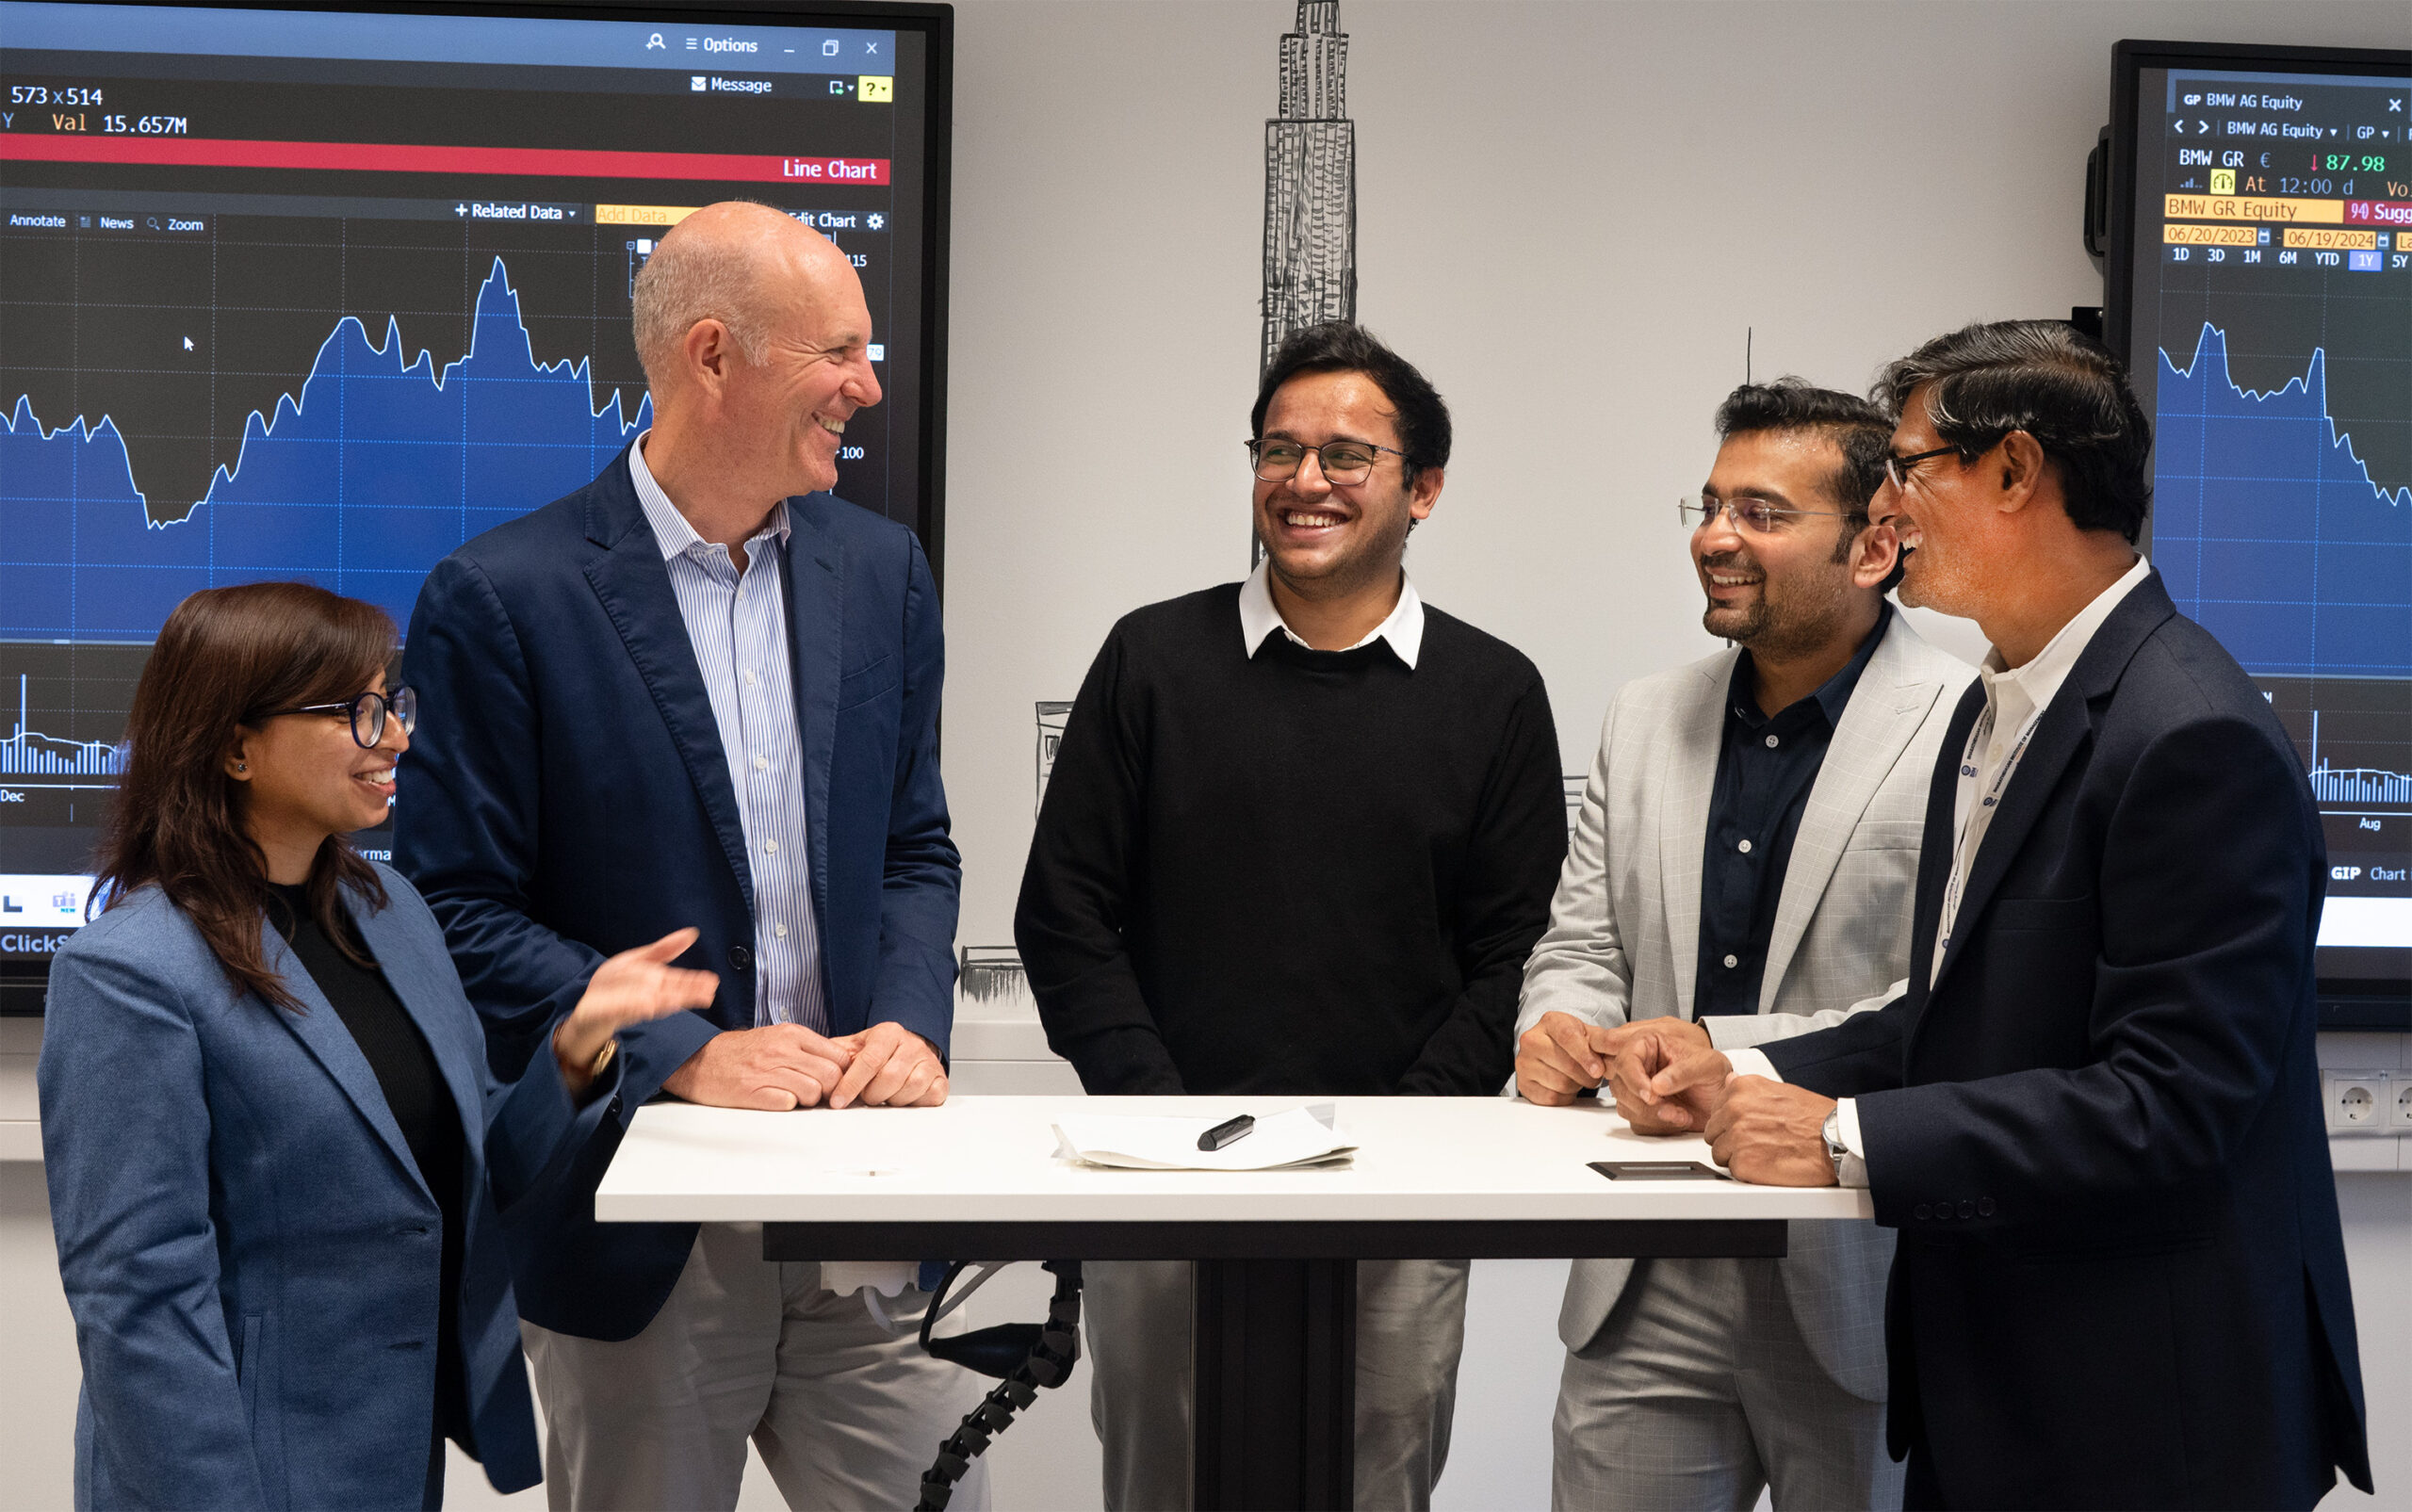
627;434;828;1033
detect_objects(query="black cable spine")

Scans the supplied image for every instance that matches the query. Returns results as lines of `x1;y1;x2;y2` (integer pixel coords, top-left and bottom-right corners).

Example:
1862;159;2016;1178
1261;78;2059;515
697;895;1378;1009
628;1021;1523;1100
915;1260;1084;1512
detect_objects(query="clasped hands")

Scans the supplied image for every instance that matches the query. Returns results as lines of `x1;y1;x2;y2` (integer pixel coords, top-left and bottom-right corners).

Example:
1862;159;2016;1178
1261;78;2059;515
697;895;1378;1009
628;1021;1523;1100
547;928;946;1110
1514;1011;1838;1186
663;1018;948;1112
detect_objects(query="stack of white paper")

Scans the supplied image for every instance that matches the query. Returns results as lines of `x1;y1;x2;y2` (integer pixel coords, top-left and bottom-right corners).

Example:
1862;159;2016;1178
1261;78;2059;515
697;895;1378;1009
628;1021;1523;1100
1051;1104;1358;1171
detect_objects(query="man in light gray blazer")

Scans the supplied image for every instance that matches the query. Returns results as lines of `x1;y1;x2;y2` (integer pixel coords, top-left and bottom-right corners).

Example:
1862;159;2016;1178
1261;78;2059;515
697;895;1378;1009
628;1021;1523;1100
1514;380;1972;1511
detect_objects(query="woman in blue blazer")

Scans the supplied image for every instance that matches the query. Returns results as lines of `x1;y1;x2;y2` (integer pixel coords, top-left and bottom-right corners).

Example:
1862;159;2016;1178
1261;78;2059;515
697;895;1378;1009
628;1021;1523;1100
39;581;717;1511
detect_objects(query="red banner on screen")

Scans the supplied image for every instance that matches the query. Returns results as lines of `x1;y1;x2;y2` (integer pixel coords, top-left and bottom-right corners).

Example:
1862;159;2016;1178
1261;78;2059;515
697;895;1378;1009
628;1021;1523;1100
0;135;890;185
2343;199;2412;226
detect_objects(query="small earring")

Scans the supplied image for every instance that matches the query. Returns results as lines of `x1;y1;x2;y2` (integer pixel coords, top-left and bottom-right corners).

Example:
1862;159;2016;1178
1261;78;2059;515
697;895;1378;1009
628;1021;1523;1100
235;762;248;772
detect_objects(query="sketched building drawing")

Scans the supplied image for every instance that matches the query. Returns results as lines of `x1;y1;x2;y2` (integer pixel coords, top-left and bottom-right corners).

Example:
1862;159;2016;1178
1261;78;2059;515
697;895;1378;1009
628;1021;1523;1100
1262;0;1357;373
957;946;1033;1013
952;706;1077;1019
1035;700;1074;816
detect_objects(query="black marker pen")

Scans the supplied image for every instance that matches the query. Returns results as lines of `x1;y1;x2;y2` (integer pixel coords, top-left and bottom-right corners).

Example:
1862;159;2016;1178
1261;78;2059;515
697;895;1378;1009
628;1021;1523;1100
1198;1114;1256;1151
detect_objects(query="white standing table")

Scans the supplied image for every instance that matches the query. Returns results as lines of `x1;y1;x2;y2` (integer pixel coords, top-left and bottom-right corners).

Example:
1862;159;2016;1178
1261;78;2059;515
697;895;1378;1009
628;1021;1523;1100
597;1096;1870;1509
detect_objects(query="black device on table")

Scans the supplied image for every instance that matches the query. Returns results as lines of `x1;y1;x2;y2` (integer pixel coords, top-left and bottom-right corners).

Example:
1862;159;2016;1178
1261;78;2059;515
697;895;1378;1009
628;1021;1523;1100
1198;1114;1257;1150
1591;1160;1732;1181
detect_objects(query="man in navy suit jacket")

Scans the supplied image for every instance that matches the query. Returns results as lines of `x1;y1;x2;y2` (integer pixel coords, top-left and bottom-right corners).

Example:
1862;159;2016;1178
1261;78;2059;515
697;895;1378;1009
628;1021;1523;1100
1617;321;2370;1509
398;203;975;1510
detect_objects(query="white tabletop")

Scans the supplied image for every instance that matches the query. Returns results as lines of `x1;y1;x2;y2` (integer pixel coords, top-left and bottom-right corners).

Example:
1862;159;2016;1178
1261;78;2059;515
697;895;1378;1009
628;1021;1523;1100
595;1096;1873;1227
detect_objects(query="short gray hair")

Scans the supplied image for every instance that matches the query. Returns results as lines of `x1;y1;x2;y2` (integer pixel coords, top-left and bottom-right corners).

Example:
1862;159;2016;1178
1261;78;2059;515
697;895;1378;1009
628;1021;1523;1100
630;220;774;383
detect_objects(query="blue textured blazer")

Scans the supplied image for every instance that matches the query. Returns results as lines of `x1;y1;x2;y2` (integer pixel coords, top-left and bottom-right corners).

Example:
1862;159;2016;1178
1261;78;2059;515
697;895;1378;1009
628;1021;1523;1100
39;867;622;1510
1763;574;2369;1509
394;444;959;1341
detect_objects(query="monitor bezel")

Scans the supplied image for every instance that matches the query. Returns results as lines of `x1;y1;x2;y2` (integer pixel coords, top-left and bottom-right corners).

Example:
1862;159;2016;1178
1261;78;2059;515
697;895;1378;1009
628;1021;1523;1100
0;0;954;1010
2101;37;2410;370
2101;38;2412;1005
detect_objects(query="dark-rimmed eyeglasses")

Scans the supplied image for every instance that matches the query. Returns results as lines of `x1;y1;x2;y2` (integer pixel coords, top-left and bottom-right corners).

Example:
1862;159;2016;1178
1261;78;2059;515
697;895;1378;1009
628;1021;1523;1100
1247;438;1406;485
1882;445;1973;491
275;687;417;749
1677;496;1854;534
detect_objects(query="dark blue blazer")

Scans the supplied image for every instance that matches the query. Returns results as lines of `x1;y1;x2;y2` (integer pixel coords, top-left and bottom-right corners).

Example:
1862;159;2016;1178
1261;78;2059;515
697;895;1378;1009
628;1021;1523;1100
1765;573;2370;1509
40;869;617;1510
395;443;959;1341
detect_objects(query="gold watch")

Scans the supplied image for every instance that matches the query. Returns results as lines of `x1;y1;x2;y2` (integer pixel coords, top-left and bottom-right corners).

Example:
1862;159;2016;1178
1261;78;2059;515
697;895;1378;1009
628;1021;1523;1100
588;1036;617;1078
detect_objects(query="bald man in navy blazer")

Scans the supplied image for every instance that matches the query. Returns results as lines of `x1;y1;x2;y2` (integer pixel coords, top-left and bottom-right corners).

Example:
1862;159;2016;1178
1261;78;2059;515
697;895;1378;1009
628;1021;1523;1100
398;203;979;1510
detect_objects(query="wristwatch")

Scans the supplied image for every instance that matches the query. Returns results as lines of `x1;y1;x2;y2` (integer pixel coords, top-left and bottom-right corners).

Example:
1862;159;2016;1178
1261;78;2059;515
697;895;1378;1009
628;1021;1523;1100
1820;1107;1850;1185
589;1036;618;1079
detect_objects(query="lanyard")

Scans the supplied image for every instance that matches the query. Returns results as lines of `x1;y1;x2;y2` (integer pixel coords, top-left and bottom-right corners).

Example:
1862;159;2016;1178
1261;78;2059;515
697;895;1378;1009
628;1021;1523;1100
1935;698;2042;969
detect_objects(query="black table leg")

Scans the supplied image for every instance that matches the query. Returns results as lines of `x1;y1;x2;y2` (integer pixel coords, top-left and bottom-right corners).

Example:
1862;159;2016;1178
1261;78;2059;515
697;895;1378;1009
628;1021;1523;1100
1192;1258;1356;1511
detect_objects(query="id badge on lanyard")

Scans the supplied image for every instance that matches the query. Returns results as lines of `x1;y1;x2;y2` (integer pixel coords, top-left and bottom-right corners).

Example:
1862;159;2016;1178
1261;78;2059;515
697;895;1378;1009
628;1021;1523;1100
1937;705;2041;965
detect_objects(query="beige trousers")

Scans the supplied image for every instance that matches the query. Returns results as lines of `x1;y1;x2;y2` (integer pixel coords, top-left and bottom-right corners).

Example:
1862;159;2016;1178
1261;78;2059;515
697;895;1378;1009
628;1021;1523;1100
521;1223;991;1512
1552;1256;1900;1512
1082;1258;1471;1512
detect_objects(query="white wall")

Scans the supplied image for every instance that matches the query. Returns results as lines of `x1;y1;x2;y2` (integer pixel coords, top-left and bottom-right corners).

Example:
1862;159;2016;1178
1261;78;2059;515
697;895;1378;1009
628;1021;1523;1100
930;1;2412;1506
937;0;2408;951
5;4;2409;1509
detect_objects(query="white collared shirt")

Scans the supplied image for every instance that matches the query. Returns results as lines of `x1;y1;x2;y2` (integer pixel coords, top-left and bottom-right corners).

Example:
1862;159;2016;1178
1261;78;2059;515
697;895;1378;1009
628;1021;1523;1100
1728;554;2152;1183
1932;553;2151;978
628;433;827;1033
1236;560;1425;669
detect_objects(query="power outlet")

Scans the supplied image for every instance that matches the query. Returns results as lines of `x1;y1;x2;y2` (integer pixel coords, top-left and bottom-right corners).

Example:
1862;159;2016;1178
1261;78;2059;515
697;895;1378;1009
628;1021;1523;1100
2392;1077;2412;1132
2326;1069;2392;1135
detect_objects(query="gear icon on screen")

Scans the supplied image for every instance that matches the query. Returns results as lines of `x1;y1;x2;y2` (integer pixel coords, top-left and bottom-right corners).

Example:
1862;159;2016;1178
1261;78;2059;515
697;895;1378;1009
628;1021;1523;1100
867;213;886;230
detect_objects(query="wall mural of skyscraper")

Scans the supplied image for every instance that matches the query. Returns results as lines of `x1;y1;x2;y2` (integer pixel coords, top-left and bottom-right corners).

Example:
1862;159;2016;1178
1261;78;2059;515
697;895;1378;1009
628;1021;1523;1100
1261;1;1358;375
972;5;1581;1025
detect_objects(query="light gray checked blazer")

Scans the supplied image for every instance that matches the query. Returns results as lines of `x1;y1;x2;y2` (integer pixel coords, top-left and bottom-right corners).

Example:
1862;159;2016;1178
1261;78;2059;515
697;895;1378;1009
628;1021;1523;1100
1515;612;1973;1401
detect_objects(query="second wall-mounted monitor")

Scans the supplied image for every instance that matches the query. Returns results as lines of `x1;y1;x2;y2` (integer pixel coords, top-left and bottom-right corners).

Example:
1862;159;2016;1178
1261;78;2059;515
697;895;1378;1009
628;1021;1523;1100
2098;39;2411;1016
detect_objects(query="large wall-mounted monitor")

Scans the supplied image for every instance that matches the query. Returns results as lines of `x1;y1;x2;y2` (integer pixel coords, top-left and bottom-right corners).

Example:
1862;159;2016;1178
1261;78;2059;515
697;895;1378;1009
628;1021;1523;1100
0;0;953;1008
2099;40;2411;1016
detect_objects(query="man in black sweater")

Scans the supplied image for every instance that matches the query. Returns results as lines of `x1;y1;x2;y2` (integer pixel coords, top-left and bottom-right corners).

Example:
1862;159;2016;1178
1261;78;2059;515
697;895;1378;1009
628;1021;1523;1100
1016;323;1567;1510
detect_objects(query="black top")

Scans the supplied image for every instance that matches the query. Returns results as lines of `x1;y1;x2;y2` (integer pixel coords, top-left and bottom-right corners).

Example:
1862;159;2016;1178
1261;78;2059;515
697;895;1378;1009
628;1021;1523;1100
266;884;471;1449
1014;584;1568;1097
1694;606;1890;1017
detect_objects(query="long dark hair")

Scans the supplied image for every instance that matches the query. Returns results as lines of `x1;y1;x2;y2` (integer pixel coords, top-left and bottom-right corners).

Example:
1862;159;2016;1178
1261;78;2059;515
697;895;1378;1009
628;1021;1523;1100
93;582;394;1011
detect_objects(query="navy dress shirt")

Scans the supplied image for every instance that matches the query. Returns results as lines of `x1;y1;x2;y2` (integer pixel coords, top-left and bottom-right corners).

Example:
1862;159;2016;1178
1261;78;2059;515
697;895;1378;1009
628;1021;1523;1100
1694;606;1891;1017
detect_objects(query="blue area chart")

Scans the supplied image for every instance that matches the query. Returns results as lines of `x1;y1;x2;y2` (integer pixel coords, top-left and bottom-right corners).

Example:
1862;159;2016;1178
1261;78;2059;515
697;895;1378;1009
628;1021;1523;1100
3;676;121;778
0;258;647;642
2153;323;2412;679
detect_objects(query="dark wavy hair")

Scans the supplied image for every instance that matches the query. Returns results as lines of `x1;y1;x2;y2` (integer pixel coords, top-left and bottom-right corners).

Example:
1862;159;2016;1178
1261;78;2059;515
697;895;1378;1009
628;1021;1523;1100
92;582;394;1011
1874;320;2154;544
1715;377;1903;593
1252;322;1452;480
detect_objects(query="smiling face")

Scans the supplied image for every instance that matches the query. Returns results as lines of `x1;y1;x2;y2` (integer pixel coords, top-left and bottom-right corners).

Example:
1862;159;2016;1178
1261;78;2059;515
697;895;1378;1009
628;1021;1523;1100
1870;384;1994;617
228;669;408;873
720;239;883;499
1251;369;1440;599
1693;429;1882;658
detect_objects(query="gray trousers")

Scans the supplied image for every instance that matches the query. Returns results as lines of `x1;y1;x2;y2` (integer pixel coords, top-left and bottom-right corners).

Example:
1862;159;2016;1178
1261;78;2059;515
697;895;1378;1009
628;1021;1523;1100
1083;1258;1471;1512
521;1223;991;1511
1552;1256;1901;1512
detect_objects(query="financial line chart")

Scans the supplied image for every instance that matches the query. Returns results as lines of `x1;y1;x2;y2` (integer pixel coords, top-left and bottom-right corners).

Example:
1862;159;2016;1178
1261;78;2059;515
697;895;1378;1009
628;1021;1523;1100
2149;321;2411;829
2151;321;2411;682
0;257;649;643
